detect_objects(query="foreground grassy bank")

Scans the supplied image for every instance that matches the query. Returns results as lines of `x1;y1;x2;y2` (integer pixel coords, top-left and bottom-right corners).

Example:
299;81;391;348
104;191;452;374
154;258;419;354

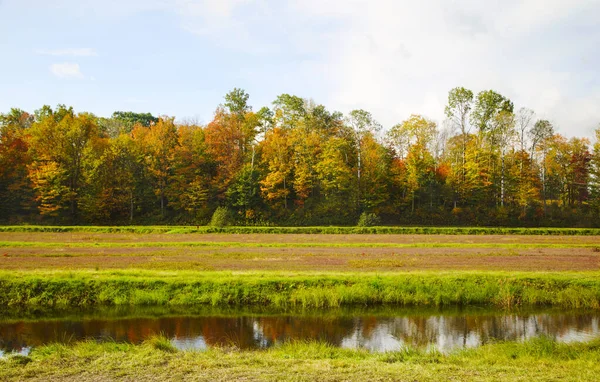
3;225;600;235
2;337;600;381
1;270;599;309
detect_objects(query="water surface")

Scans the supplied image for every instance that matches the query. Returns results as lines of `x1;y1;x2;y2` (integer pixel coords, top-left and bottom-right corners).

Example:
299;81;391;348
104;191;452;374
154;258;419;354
1;306;598;356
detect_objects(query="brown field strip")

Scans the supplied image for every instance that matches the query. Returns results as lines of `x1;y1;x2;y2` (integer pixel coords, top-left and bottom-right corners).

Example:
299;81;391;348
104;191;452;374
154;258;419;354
0;232;599;272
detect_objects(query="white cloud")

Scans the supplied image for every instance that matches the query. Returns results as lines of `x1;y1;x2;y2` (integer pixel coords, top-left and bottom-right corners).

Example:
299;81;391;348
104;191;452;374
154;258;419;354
154;0;599;136
11;0;600;137
37;48;98;57
50;62;84;79
286;0;600;137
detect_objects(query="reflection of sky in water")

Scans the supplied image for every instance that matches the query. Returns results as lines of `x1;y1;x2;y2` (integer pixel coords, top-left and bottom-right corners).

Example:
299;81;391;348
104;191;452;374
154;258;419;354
0;347;30;357
340;325;405;352
171;337;207;351
1;311;600;356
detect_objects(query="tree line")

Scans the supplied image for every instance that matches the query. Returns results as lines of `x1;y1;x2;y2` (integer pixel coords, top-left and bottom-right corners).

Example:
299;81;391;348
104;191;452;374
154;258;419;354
1;87;599;226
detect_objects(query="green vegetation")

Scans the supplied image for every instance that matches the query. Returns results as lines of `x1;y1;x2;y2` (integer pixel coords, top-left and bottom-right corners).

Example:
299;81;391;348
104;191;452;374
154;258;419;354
210;207;233;228
356;212;382;227
1;270;599;309
1;229;598;379
2;337;600;381
3;225;600;235
2;90;600;228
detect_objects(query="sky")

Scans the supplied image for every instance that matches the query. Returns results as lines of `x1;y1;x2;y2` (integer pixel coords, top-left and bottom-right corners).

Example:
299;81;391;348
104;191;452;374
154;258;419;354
0;0;599;137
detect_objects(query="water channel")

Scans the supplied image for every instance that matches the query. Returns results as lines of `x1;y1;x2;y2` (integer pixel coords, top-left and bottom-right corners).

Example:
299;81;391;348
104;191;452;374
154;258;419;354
1;306;599;356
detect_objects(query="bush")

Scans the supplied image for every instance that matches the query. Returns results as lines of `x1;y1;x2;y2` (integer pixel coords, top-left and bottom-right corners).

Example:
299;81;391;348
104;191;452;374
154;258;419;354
356;212;381;227
210;207;232;227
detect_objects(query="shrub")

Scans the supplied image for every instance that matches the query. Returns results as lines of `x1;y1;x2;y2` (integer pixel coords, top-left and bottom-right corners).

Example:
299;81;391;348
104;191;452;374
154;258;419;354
210;207;232;227
357;212;381;227
145;335;177;353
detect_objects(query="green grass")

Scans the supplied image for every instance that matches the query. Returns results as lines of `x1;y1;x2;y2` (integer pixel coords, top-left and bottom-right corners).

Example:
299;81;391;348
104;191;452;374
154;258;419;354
2;337;600;381
1;240;599;249
1;270;599;309
2;225;600;235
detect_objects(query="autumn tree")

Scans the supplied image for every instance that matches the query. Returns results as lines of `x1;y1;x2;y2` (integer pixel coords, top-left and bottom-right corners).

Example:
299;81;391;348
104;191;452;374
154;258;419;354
487;110;516;207
315;136;354;215
81;133;143;221
167;123;213;220
259;127;293;213
389;115;437;213
345;109;382;210
590;127;600;217
132;117;179;218
205;89;261;201
359;133;391;212
529;120;554;214
444;87;474;201
2;88;600;227
516;108;535;153
0;109;34;220
27;105;99;219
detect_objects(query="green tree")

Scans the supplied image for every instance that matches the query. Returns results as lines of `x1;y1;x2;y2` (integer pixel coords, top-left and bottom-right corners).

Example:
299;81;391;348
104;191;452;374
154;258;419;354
226;164;262;222
112;111;158;129
470;90;514;133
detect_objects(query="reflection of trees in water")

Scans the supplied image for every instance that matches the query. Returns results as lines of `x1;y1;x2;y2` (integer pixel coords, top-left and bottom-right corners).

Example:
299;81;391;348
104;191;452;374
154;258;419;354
0;313;599;353
344;314;600;352
199;317;259;348
254;316;356;347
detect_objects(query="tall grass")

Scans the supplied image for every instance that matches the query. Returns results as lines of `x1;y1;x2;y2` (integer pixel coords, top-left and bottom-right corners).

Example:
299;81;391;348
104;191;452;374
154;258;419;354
2;225;600;235
0;270;599;309
2;337;600;381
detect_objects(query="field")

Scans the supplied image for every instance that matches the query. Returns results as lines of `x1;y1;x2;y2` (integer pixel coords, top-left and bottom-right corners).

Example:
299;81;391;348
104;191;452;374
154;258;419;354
1;226;600;380
1;231;600;272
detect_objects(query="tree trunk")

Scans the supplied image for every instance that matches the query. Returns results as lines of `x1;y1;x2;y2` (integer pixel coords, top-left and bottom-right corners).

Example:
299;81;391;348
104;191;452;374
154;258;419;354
542;152;547;216
130;189;134;222
160;185;164;217
357;144;361;209
501;152;505;208
284;176;287;210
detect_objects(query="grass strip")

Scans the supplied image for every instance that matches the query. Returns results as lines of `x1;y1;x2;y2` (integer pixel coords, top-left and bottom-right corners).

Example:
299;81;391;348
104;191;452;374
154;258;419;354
2;337;600;381
0;270;599;309
2;225;600;235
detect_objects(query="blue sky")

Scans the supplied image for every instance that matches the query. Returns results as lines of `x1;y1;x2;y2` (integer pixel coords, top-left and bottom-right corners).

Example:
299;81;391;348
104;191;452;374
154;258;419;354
1;0;599;137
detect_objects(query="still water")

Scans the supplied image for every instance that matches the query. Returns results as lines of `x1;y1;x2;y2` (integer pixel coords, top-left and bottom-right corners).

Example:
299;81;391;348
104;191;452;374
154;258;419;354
1;306;599;356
